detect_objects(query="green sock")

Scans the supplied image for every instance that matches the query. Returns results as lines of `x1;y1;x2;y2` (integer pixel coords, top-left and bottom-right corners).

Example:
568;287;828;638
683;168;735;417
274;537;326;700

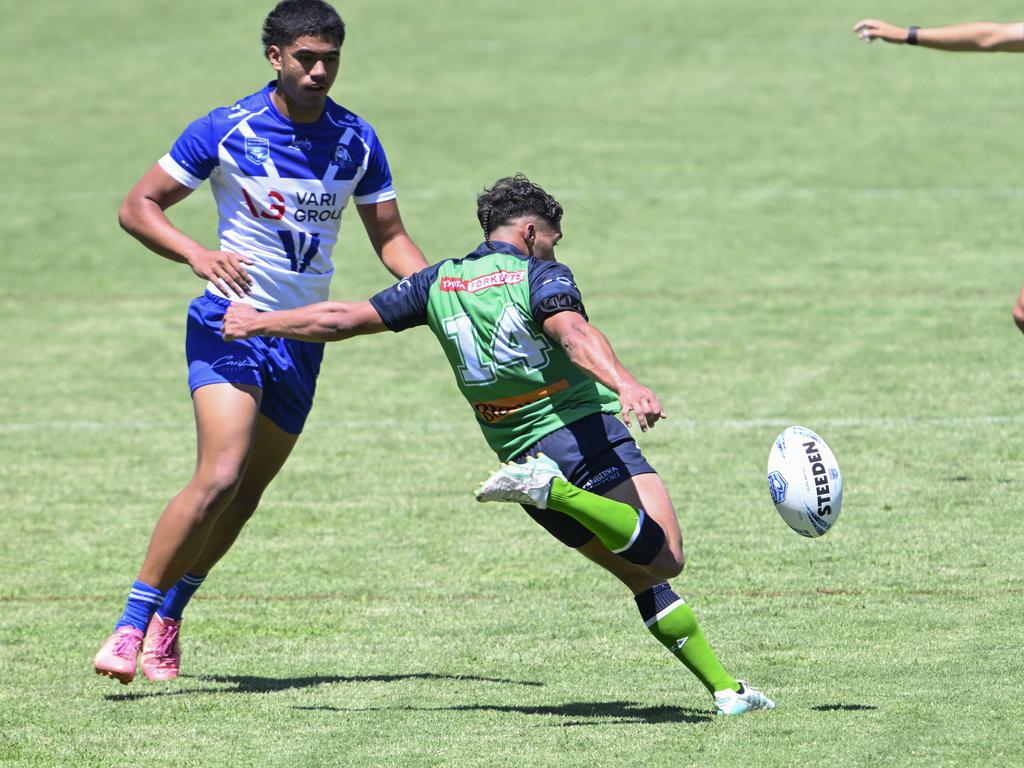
546;477;639;551
635;583;739;694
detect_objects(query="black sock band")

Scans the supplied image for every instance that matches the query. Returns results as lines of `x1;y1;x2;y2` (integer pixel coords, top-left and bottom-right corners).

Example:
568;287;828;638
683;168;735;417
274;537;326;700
618;509;666;565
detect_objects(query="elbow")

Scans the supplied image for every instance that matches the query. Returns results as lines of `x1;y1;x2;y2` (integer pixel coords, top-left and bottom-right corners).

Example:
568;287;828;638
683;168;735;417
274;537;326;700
117;202;132;234
118;198;140;236
977;29;1010;50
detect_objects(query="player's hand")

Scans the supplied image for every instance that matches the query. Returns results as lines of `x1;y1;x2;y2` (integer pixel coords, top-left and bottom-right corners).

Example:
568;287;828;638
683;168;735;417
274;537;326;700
618;381;666;433
853;19;908;44
186;248;255;297
222;302;260;341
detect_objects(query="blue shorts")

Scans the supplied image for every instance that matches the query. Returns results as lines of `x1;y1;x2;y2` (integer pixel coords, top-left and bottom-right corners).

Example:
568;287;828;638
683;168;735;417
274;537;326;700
513;412;656;548
185;291;325;435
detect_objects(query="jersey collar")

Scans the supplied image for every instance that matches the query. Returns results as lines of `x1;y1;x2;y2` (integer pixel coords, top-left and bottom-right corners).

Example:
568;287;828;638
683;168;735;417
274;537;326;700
260;81;334;129
469;240;527;259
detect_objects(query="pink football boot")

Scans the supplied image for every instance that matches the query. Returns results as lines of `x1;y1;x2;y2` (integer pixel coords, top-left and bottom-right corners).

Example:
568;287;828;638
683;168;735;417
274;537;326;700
93;627;144;684
140;614;182;681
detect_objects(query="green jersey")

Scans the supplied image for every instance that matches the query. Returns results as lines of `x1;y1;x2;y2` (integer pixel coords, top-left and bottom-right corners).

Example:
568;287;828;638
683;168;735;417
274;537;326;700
369;241;620;460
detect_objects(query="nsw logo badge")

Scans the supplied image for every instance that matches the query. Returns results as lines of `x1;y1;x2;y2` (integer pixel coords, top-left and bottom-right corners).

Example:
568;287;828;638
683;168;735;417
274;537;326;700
245;137;270;164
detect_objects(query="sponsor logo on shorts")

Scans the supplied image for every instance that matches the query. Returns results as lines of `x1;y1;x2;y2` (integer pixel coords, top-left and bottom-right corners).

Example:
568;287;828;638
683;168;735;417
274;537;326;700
472;379;569;423
440;270;526;294
582;466;622;492
211;355;259;372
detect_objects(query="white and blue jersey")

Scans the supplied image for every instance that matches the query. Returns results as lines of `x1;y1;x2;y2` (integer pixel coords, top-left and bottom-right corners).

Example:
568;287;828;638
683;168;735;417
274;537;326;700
159;82;396;311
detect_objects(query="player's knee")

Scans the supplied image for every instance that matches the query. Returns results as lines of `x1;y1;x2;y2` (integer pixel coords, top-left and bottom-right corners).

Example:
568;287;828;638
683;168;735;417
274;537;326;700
650;548;685;580
192;464;245;510
1013;301;1024;332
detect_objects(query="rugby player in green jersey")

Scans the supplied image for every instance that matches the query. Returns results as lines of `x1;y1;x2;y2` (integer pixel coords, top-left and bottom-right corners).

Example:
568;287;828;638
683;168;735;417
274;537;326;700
223;174;773;716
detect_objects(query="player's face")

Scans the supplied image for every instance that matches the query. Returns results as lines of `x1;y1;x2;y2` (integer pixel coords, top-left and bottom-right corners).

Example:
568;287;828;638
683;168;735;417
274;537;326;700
530;222;563;262
268;35;341;114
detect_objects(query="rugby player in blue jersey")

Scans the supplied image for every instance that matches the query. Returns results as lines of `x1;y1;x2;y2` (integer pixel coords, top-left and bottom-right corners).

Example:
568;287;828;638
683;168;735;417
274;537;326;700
93;0;427;684
222;174;774;716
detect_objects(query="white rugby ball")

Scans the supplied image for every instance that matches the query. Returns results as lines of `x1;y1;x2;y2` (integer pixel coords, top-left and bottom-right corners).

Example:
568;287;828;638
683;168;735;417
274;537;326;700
767;426;842;538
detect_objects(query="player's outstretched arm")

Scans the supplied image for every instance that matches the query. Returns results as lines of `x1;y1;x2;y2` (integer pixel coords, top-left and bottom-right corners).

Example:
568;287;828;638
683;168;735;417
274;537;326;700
222;301;388;342
357;200;428;279
119;164;254;296
854;18;1024;51
542;311;666;432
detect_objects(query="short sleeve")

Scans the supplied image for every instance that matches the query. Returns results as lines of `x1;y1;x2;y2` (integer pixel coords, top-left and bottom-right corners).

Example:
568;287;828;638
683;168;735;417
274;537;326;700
158;114;219;189
353;128;396;204
368;263;441;332
528;260;588;325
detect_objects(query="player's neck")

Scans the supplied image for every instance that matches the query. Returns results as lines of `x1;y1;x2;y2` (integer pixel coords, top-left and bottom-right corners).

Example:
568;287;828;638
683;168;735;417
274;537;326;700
489;228;531;256
270;88;326;124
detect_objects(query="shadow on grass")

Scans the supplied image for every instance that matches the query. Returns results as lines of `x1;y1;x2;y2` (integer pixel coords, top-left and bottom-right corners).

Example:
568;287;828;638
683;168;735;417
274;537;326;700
811;703;879;711
294;700;713;726
102;672;542;702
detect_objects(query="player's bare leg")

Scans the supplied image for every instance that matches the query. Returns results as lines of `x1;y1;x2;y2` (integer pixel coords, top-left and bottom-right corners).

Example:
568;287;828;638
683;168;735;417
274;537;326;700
95;383;260;684
137;383;262;588
189;414;299;575
140;412;298;680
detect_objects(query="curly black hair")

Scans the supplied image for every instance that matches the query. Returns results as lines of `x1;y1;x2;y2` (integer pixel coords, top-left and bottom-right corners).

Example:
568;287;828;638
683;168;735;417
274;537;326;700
262;0;345;55
476;174;563;249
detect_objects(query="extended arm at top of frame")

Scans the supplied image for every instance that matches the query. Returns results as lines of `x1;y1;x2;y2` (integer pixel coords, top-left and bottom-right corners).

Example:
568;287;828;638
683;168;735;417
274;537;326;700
854;19;1024;51
541;310;666;431
222;301;389;343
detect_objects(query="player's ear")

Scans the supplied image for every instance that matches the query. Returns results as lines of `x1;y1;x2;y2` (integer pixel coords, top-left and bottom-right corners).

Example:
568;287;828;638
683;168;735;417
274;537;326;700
525;223;536;242
267;45;284;72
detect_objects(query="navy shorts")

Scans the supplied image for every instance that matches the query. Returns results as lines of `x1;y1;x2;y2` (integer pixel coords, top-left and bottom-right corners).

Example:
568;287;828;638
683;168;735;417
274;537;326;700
185;291;325;435
513;412;656;548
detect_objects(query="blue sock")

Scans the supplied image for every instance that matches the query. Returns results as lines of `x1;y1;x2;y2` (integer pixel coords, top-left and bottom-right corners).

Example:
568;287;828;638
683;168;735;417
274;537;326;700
157;572;206;621
114;580;166;632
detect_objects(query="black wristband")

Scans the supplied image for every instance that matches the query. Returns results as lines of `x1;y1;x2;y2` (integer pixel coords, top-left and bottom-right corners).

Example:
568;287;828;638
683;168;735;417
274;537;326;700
907;25;920;45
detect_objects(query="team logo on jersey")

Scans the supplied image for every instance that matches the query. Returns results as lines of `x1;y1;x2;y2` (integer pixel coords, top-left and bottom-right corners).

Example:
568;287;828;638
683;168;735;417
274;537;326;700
245;137;270;164
332;144;353;164
440;270;526;293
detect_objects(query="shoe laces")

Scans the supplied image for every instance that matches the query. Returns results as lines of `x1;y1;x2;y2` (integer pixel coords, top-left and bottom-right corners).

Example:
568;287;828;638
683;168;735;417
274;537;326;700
112;632;141;659
152;622;180;659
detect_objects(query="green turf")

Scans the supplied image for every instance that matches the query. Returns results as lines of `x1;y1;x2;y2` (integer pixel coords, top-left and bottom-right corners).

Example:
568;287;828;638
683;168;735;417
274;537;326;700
3;0;1024;765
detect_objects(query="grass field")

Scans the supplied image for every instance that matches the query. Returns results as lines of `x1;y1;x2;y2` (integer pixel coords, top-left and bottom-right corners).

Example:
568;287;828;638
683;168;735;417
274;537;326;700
3;0;1024;765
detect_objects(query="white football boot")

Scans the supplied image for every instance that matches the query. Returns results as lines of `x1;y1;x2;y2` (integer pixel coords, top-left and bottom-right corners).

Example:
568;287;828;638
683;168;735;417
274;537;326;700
474;454;565;509
713;681;776;716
